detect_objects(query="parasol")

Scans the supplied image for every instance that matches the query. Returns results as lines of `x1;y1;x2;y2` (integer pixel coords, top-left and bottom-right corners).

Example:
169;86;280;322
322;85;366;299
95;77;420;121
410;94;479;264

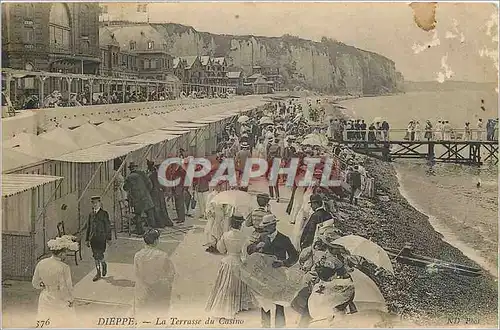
333;235;394;274
259;116;273;125
308;268;387;321
238;115;249;123
209;190;254;217
301;136;324;147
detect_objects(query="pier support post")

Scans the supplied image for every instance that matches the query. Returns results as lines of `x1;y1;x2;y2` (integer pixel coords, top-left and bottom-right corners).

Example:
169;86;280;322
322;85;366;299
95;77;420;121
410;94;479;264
427;142;435;162
469;142;481;165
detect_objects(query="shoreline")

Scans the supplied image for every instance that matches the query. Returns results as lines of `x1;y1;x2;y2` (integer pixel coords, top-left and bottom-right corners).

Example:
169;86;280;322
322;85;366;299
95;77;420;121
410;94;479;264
336;157;498;325
327;100;498;325
395;169;498;278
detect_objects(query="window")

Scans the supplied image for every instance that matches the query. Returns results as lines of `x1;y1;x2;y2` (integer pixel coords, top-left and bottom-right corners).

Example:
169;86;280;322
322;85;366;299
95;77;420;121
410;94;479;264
49;3;71;50
150;59;157;69
25;4;35;18
130;41;136;50
100;5;108;14
147;41;154;49
80;40;89;53
144;59;150;69
24;28;34;43
101;50;106;66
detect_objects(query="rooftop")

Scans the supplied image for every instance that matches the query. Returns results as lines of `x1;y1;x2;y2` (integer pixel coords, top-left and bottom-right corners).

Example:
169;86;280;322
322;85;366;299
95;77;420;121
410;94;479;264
106;25;168;52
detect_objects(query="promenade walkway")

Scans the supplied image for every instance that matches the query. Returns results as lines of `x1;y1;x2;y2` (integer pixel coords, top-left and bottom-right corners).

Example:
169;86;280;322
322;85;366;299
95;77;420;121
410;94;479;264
1;179;300;328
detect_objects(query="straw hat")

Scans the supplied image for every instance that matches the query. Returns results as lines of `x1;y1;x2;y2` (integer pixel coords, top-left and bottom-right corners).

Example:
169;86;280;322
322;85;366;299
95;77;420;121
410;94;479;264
258;214;278;228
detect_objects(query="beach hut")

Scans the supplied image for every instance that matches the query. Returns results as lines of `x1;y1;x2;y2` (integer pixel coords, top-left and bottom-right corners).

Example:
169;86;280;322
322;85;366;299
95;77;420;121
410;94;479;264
123;116;157;133
115;130;180;165
39;127;81;152
69;123;110;149
4;132;75;158
174;122;210;157
2;148;44;174
157;128;191;157
96;121;131;141
2;174;64;279
48;141;149;233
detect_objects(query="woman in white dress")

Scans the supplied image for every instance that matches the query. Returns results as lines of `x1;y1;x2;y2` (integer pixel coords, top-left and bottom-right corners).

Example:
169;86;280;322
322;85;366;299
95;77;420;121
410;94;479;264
204;203;234;253
291;185;315;250
205;215;256;317
134;229;176;320
32;237;78;327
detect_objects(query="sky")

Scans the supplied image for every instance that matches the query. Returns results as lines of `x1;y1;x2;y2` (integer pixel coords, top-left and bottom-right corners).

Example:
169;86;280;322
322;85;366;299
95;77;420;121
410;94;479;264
102;2;499;83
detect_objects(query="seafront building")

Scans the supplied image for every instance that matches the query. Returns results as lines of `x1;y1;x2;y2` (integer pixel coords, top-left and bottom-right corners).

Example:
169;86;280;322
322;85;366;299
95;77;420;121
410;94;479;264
1;2;101;98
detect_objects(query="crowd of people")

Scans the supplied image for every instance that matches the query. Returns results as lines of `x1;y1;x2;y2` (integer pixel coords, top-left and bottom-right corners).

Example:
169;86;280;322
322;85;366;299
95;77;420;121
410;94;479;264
15;86;232;110
328;117;499;143
199;98;385;327
30;96;391;328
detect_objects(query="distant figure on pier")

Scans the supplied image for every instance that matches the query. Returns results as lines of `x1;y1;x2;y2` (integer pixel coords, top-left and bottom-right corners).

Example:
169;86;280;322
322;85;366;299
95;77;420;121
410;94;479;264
443;121;452;140
424;120;433;141
415;121;422;141
435;120;443;141
381;120;390;141
476;119;484;141
464;122;472;141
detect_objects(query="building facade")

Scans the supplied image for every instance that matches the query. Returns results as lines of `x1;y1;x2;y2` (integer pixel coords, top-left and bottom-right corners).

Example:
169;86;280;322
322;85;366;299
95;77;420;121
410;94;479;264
1;2;101;99
99;27;139;79
2;2;100;74
181;56;204;85
103;24;174;81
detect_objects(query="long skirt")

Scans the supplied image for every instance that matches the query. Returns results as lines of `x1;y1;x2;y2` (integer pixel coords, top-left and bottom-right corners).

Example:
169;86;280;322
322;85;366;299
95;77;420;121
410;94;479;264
290;187;305;224
205;256;256;317
37;290;77;327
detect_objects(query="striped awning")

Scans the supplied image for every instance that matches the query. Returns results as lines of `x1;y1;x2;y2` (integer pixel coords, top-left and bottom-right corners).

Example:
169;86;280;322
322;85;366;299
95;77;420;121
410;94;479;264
2;174;63;197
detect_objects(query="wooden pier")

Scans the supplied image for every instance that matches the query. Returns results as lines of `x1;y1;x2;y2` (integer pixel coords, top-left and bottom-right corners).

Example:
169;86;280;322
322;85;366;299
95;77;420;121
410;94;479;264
339;140;499;165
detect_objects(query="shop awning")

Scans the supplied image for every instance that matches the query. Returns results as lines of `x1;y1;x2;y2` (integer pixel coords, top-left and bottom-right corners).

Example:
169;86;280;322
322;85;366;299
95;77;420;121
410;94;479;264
2;174;63;197
46;142;148;163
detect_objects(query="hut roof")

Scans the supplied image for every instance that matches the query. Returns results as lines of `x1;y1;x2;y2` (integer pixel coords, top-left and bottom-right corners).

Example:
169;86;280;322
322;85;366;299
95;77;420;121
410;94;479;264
69;123;110;149
2;148;44;173
2;174;63;197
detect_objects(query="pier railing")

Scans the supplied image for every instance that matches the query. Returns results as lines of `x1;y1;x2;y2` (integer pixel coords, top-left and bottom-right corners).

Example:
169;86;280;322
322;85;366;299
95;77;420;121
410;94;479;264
340;128;497;142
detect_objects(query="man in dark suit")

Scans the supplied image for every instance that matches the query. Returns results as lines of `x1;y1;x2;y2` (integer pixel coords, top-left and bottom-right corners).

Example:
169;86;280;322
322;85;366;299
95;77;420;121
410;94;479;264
347;166;362;205
300;194;334;250
86;196;112;282
124;162;156;234
247;214;298;328
168;162;187;223
148;160;173;228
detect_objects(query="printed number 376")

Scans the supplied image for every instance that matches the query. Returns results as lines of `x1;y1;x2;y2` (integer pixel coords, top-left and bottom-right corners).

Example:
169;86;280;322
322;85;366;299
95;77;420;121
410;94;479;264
36;320;50;328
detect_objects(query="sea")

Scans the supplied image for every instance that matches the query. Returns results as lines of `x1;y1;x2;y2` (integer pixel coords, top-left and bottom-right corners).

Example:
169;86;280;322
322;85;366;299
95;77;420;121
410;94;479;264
340;90;498;277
